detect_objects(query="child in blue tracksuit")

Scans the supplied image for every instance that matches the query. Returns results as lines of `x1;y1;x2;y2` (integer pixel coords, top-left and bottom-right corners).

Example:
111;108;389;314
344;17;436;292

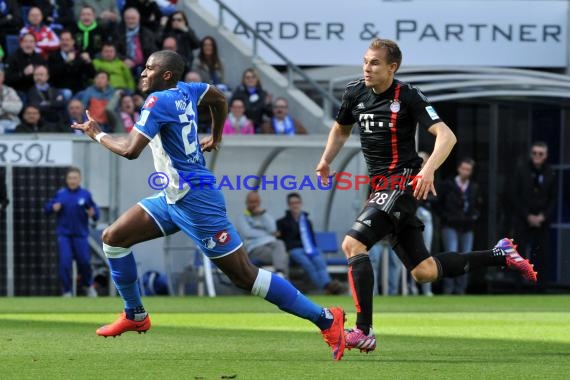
45;167;100;296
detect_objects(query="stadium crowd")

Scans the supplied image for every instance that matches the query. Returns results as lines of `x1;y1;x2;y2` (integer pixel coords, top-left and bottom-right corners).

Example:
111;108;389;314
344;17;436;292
0;1;304;135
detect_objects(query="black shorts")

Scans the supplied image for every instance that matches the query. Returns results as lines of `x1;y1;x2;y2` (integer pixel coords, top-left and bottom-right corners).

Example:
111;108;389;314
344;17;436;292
347;183;430;270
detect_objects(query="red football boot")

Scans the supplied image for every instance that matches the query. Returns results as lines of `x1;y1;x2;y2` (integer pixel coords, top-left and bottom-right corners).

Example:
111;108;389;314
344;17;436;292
96;312;151;337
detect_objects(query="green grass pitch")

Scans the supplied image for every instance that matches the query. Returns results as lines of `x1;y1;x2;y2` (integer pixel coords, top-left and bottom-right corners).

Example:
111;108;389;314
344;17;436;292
0;295;569;379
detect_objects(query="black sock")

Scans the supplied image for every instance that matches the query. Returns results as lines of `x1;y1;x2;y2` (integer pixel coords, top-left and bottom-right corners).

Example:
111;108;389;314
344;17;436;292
125;306;147;321
434;248;506;279
348;254;374;335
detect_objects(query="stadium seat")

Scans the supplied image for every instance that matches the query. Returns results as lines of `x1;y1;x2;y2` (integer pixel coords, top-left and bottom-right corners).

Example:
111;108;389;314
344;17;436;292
314;232;338;253
21;6;30;22
314;231;347;273
5;35;20;56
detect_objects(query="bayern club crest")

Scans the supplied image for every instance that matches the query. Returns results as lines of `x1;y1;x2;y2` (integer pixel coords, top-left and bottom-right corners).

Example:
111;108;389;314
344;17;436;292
390;100;400;113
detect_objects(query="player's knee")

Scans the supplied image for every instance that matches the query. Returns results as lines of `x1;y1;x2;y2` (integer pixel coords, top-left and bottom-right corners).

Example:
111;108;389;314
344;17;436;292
411;258;438;283
101;226;120;247
227;263;258;291
341;237;351;257
411;267;435;283
101;226;115;245
102;226;125;247
229;272;255;291
342;236;366;258
216;247;260;290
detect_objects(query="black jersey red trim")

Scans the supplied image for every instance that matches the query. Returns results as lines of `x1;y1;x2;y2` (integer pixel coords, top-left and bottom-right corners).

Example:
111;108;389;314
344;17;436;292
388;83;402;171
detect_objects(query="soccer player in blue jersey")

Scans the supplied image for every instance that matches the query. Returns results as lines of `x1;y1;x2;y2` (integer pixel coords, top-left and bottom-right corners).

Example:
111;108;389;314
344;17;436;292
71;50;347;360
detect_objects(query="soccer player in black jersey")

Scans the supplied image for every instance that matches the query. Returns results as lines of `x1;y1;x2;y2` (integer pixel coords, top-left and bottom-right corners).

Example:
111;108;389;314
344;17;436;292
316;38;537;354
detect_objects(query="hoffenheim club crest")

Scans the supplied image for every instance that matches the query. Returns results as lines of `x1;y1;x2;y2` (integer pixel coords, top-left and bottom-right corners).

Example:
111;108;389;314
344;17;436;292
202;237;216;250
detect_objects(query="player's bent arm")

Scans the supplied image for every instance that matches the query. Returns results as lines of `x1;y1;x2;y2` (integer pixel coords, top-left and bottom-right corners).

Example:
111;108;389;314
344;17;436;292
71;110;150;159
318;121;353;165
425;122;457;172
201;85;228;142
98;131;150;160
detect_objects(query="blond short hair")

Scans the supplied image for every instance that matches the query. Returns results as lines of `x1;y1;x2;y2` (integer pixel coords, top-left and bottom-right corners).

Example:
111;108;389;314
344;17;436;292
369;38;402;72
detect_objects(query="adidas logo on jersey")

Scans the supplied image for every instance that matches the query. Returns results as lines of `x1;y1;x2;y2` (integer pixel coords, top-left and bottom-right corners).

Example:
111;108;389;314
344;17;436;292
356;102;365;110
362;219;372;227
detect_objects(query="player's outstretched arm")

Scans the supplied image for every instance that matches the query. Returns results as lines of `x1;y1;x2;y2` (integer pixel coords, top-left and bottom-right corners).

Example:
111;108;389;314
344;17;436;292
414;122;457;200
71;110;150;160
199;85;228;152
316;121;352;186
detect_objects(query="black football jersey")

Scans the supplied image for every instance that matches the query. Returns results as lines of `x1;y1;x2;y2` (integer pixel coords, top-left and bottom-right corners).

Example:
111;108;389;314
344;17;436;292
336;79;441;178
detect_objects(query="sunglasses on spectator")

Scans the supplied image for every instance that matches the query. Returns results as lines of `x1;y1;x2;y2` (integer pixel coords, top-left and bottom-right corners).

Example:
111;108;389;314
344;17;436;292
172;17;184;22
531;151;546;156
273;105;287;109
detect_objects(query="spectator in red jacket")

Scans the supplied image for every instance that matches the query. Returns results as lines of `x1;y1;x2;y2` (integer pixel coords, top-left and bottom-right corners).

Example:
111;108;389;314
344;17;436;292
19;6;60;59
